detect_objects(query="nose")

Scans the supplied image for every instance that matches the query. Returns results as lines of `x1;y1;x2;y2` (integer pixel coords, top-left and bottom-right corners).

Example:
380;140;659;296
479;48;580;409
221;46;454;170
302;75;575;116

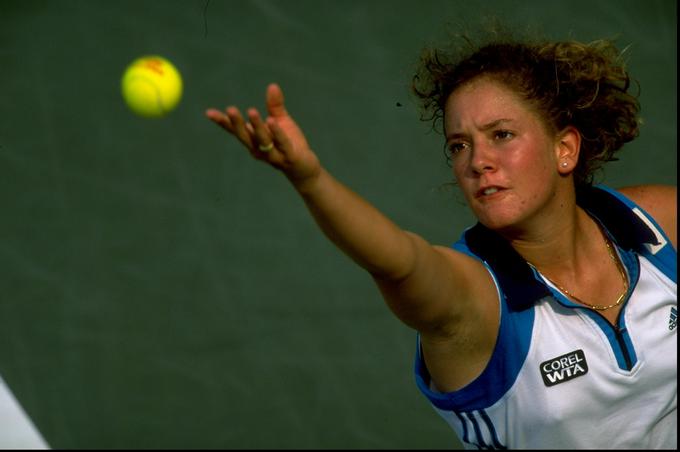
468;142;497;175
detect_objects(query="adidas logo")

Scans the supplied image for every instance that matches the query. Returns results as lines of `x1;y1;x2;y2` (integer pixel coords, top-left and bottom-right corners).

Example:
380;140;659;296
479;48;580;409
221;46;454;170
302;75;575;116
669;307;677;331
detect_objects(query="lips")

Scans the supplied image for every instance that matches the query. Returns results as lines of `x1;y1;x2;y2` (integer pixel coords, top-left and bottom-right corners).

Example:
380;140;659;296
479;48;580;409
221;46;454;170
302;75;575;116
475;185;506;198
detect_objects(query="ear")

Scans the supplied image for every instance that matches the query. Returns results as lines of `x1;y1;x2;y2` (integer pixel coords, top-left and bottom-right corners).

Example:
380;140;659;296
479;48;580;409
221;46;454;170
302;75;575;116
555;126;581;174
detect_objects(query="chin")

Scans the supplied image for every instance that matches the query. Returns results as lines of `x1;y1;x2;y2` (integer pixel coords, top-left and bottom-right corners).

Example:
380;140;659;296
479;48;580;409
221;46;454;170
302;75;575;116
473;209;525;233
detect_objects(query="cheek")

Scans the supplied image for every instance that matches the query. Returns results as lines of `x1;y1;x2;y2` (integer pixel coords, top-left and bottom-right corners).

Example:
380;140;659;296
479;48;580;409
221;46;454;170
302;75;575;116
508;143;554;175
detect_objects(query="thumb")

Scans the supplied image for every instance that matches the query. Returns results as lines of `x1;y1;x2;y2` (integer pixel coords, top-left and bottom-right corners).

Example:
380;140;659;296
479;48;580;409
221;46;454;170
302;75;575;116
266;83;288;117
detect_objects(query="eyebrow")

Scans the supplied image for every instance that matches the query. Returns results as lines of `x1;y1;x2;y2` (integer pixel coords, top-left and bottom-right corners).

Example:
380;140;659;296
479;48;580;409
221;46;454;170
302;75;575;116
445;118;514;141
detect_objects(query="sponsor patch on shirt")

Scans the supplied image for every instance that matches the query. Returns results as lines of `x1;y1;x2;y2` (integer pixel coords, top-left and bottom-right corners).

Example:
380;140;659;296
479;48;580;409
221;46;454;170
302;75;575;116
540;349;589;387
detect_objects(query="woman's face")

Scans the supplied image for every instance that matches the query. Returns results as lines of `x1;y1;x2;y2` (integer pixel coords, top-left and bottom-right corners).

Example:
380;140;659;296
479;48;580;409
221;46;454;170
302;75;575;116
444;77;565;233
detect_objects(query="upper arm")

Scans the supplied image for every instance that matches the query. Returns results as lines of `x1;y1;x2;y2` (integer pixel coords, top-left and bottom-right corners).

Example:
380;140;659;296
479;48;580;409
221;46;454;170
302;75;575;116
373;231;500;339
618;184;677;250
372;232;501;390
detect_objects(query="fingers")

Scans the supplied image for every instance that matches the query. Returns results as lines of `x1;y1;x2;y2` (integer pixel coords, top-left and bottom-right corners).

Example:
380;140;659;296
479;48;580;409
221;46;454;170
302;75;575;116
247;108;275;153
266;83;287;117
205;108;234;132
206;84;287;157
206;106;255;150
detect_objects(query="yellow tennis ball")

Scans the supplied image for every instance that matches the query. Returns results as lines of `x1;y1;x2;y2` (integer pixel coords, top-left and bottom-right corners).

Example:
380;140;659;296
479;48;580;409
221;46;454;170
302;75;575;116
121;55;183;118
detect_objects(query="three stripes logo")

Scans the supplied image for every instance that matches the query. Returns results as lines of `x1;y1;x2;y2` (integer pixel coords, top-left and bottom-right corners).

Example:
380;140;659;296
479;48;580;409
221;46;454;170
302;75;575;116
454;409;507;450
670;307;677;331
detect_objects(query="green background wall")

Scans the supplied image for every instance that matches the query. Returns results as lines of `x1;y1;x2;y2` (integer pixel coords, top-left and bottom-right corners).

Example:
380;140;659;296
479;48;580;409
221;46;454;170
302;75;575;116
0;0;676;448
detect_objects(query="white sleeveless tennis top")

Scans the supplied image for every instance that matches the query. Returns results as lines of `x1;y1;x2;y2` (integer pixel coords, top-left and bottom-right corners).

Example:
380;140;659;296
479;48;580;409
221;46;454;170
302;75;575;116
414;185;677;449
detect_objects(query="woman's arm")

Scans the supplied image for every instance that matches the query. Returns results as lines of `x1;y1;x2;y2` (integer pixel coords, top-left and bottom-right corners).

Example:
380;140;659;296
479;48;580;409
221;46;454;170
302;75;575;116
205;84;499;339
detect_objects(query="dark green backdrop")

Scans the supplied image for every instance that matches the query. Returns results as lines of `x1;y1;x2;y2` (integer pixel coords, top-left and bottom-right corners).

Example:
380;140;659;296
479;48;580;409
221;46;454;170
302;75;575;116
0;0;676;448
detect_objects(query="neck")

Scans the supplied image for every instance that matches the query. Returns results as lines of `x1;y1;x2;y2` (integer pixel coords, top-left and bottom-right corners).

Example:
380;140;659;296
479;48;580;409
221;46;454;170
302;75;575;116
505;207;599;275
489;179;579;262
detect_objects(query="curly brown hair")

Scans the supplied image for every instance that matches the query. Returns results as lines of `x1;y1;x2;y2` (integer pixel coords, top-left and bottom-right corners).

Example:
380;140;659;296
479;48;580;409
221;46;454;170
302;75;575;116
412;32;641;188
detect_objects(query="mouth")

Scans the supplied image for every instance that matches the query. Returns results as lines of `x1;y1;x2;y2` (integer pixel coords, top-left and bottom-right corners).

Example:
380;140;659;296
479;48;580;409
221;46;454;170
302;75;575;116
475;186;506;199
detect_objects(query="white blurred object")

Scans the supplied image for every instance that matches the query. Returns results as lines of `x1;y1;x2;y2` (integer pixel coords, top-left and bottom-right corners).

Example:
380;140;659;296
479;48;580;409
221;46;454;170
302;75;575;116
0;375;50;449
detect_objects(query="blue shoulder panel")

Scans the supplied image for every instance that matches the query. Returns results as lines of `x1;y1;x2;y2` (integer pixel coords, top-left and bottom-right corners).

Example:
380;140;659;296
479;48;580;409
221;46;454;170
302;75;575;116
587;185;676;283
414;239;536;412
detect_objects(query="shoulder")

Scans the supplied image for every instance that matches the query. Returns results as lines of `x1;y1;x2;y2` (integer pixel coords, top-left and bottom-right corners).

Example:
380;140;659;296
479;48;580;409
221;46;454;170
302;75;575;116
617;184;677;205
617;184;677;249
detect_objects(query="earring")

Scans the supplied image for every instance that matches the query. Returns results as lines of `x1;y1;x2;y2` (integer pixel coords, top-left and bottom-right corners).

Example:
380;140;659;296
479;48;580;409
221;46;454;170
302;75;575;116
561;162;568;168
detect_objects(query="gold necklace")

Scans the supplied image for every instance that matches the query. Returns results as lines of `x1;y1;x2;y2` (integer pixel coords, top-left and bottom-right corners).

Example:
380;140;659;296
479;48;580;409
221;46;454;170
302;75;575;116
530;228;629;311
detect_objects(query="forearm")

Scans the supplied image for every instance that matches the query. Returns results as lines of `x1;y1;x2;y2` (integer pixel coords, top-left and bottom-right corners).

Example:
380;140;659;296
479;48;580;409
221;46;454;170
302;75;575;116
207;87;419;281
290;167;416;280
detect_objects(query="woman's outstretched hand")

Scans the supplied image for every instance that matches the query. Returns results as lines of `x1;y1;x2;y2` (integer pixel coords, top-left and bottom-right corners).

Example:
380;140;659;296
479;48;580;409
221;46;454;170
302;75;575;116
206;83;321;188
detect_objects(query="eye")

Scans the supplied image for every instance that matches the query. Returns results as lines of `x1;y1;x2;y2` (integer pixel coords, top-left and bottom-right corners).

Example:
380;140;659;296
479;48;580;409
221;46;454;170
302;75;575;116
443;141;468;167
447;141;470;155
494;130;514;141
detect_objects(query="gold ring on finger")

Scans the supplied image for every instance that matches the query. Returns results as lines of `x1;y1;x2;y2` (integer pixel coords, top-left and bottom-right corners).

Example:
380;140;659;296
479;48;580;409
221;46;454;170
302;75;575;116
258;142;274;152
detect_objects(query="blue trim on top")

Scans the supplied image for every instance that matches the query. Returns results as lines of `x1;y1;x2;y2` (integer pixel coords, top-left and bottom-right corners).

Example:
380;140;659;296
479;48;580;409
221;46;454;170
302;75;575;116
450;230;477;259
414;268;535;412
581;245;640;370
533;244;641;371
588;185;676;283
